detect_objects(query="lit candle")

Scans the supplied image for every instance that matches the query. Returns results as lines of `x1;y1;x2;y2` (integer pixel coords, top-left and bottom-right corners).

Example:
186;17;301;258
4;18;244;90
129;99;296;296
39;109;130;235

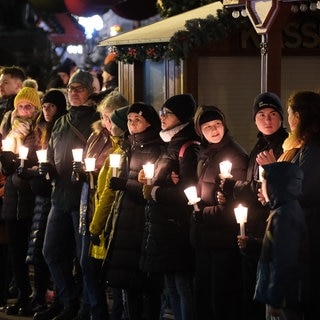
36;149;47;163
184;186;201;211
18;145;29;167
143;162;155;185
258;165;264;182
234;204;248;237
84;157;96;172
72;148;83;162
219;160;232;178
109;153;121;177
2;138;12;151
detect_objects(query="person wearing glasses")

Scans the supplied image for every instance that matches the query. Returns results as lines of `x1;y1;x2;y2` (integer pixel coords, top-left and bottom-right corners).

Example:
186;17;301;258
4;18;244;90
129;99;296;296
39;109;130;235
34;70;100;320
139;94;200;320
0;87;41;316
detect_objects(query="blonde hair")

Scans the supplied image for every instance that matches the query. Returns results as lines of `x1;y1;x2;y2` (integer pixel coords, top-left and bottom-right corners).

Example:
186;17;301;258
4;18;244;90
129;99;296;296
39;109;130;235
97;90;128;114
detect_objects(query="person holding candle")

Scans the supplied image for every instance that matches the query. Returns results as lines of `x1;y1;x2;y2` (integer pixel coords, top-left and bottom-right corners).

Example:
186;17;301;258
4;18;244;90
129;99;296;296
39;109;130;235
254;161;308;320
74;91;128;320
191;105;248;320
0;86;41;316
35;70;100;320
219;92;288;320
103;102;164;320
138;93;200;320
89;104;130;320
256;91;320;320
15;89;68;316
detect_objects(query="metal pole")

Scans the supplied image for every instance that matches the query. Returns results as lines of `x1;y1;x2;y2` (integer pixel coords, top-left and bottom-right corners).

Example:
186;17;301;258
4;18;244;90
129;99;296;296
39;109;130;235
260;33;268;92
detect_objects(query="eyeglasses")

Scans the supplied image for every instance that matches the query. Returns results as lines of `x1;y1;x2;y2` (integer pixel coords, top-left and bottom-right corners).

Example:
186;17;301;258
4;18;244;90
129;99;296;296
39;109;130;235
67;85;86;93
159;110;174;117
17;104;35;111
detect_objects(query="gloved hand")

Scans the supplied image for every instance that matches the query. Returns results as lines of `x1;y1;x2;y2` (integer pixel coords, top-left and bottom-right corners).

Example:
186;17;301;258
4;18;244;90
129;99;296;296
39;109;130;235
109;177;127;191
142;184;152;200
72;161;84;174
90;233;101;246
16;166;39;180
192;209;203;223
0;151;17;175
38;162;55;178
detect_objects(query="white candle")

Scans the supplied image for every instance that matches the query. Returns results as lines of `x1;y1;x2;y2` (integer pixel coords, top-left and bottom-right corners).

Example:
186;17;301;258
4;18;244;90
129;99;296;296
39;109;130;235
258;165;264;182
36;149;47;163
109;153;121;177
184;186;201;211
234;204;248;237
2;138;12;151
19;145;29;167
219;160;232;178
84;157;96;172
143;162;155;185
72;148;83;162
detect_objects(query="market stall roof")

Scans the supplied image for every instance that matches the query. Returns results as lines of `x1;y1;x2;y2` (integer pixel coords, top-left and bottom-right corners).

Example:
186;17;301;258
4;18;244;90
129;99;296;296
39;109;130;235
99;1;223;46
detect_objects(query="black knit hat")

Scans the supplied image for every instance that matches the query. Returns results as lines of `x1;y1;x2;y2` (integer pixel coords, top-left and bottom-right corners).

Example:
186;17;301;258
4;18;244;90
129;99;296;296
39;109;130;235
104;61;118;77
127;102;160;128
110;105;129;132
162;94;196;124
42;89;67;119
253;92;284;120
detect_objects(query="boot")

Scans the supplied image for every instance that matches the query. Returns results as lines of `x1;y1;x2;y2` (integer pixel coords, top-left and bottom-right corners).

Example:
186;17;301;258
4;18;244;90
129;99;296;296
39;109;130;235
33;299;63;320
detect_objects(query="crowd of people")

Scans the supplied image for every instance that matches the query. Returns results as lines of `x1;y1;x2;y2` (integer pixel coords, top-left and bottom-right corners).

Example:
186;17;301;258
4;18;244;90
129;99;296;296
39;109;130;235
0;61;319;320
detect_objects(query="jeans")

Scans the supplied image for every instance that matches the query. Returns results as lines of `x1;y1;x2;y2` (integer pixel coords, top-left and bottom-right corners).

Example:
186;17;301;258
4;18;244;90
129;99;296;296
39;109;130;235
165;272;194;320
79;233;109;320
43;206;82;307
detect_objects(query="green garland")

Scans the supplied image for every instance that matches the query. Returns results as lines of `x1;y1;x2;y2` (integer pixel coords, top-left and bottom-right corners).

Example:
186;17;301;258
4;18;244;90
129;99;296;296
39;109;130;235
112;9;250;65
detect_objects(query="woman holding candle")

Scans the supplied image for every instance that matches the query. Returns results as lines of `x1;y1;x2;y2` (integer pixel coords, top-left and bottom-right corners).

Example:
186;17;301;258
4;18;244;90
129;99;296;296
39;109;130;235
75;91;128;320
0;87;41;316
191;105;248;320
256;91;320;320
138;93;200;320
21;89;67;315
103;102;164;320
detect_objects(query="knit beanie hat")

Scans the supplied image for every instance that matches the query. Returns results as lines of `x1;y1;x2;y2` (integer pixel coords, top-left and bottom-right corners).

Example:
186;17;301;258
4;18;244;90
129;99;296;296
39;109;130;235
194;105;227;137
68;70;94;94
110;105;129;132
253;92;284;120
14;87;41;110
127;102;160;128
42;89;67;118
104;61;118;77
162;94;196;124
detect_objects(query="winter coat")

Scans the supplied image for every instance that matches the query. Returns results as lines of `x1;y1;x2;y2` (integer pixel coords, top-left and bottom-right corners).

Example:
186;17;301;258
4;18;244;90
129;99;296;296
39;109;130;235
190;131;249;249
140;121;200;273
1;127;38;220
48;105;99;211
229;126;288;257
103;126;164;289
89;135;124;236
79;120;112;235
254;162;308;309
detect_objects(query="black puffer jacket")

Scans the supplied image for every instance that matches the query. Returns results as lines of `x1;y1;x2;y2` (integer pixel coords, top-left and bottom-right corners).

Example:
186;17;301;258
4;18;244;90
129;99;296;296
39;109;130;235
229;126;288;256
190;131;249;249
1;131;38;220
140;121;200;273
48;105;99;210
104;126;164;289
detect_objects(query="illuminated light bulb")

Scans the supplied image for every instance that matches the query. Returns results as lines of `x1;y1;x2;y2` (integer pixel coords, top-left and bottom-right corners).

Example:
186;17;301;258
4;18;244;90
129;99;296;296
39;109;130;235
241;8;247;17
232;10;240;18
310;2;317;10
291;4;299;12
299;3;308;12
317;0;320;9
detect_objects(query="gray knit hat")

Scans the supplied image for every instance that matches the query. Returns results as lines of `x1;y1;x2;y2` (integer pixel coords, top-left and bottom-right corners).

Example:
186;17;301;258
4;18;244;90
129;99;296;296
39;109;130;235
68;70;94;94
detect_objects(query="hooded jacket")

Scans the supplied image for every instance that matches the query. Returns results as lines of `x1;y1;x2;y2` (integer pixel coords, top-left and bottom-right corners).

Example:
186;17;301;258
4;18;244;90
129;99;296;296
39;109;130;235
254;162;308;309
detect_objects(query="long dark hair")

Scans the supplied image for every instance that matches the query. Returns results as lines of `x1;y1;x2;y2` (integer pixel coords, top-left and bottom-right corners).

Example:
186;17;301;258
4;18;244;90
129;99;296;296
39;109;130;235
287;90;320;145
